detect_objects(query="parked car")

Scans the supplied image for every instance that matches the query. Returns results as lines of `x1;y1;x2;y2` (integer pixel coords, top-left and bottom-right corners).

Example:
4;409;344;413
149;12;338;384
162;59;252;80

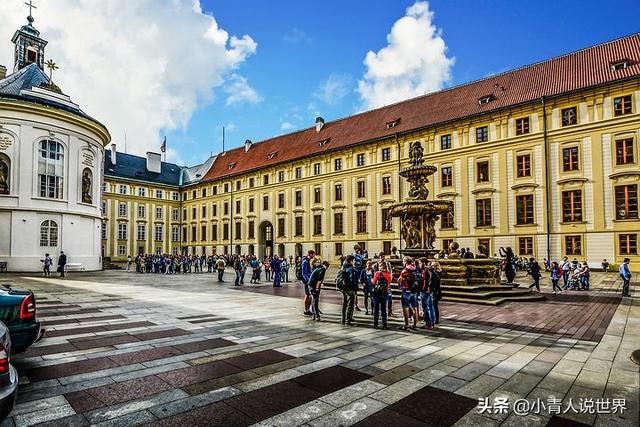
0;321;18;422
0;285;43;354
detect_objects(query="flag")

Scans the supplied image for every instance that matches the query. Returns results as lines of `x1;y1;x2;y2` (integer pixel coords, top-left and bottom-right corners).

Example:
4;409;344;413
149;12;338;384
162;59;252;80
160;136;166;153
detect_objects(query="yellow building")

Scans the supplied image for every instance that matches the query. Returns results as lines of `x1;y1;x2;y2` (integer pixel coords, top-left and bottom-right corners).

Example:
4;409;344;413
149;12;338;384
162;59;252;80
105;34;640;269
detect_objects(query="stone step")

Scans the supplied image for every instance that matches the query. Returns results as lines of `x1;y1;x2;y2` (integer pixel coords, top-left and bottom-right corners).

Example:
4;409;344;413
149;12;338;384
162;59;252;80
442;293;545;305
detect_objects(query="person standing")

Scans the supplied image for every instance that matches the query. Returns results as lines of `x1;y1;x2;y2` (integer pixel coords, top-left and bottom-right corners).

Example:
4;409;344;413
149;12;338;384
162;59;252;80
126;255;132;271
550;261;563;293
580;262;590;290
41;253;52;276
339;255;358;326
398;257;419;330
272;254;283;287
429;261;443;325
375;254;394;316
281;257;290;282
359;261;374;315
601;259;609;273
308;259;329;321
420;258;436;330
372;262;392;329
528;257;542;292
561;256;571;288
216;256;226;282
619;258;632;297
57;251;67;278
264;258;271;281
233;256;242;286
301;250;315;316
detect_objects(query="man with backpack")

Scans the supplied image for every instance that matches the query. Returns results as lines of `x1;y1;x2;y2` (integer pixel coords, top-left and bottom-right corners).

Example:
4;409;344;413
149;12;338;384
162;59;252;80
352;245;364;311
372;262;392;329
420;258;436;330
301;250;315;316
216;256;226;282
308;259;330;321
561;257;571;288
527;257;542;292
398;257;420;330
337;255;359;326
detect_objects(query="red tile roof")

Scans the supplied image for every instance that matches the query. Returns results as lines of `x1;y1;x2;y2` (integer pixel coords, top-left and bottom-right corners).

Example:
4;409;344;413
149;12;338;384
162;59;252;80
203;33;640;182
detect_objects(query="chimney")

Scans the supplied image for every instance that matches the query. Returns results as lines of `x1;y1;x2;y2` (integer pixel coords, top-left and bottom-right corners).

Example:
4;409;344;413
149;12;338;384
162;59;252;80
146;152;161;173
110;144;117;165
244;139;252;152
0;65;6;80
315;116;325;132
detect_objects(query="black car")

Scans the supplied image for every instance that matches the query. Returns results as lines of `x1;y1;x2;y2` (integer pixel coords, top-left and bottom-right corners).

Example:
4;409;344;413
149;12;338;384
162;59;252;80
0;285;43;354
0;321;18;422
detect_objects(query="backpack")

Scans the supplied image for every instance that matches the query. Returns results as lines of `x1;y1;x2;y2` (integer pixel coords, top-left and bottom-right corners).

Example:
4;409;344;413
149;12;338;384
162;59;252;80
373;274;388;298
335;268;346;290
429;270;441;295
410;268;423;293
353;253;363;269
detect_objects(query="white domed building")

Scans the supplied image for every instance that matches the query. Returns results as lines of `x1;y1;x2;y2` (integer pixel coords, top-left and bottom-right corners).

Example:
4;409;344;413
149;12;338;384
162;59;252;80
0;13;110;272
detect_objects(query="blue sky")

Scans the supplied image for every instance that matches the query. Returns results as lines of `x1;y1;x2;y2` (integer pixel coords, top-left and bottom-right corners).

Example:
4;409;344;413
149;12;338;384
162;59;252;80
164;0;640;166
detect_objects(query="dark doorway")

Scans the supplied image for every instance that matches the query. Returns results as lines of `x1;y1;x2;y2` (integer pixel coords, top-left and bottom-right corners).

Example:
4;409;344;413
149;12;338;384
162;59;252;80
259;222;274;259
295;243;303;258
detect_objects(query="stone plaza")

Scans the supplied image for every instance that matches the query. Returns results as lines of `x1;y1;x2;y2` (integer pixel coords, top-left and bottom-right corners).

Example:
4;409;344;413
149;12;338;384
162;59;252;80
0;268;636;427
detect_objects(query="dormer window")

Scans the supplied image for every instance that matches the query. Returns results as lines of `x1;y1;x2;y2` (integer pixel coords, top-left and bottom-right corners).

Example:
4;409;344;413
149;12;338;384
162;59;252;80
267;151;277;160
610;59;630;70
319;138;331;147
478;94;495;105
227;162;236;170
386;118;400;129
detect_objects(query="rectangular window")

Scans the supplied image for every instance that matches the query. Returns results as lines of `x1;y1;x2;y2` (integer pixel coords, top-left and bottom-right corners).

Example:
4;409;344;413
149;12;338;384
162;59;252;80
440;134;451;150
616;138;635;165
137;205;144;218
563;147;579;171
118;245;126;256
262;174;268;185
381;208;392;232
118;223;127;240
202;205;207;217
263;195;269;211
562;106;577;126
249;178;254;188
443;239;453;251
313;163;321;175
619;234;638;255
249;198;254;212
192;207;196;219
172;192;179;201
516;154;531;177
356;210;367;233
334;184;342;201
313;214;322;235
155;190;163;199
615;184;638;219
155;225;163;242
119;203;127;217
476;199;492;226
182;227;187;242
381;147;391;161
212;185;218;195
212;204;217;217
515;117;530;135
356;153;365;166
314;243;321;256
224;202;229;215
277;218;285;237
248;220;255;239
138;187;146;197
335;242;343;256
171;226;179;242
516;195;534;225
155;207;163;219
295;217;303;236
119;185;127;195
562;190;583;222
223;223;229;240
334;213;343;234
235;222;241;240
334;158;342;171
314;187;321;203
357;180;366;198
101;201;107;215
295;167;302;179
441;208;454;229
235;200;240;214
441;166;452;187
382;176;392;195
137;224;146;241
278;171;285;182
565;235;582;255
200;223;206;241
192;190;196;199
224;183;229;193
191;226;196;242
383;241;392;255
235;180;241;191
183;209;187;220
278;193;285;209
476;126;489;143
211;224;217;241
613;95;632;116
518;237;533;255
101;222;107;240
172;208;178;221
295;190;302;206
477;161;489;182
202;188;206;198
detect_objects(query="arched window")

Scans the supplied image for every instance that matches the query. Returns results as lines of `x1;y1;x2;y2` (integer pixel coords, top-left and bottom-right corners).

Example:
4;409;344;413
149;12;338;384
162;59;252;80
40;220;58;247
0;153;10;195
38;140;64;199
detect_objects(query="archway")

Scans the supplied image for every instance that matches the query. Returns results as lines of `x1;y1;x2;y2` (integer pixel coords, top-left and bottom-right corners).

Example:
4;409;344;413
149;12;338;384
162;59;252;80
277;244;285;258
258;221;274;259
234;244;241;255
248;244;255;256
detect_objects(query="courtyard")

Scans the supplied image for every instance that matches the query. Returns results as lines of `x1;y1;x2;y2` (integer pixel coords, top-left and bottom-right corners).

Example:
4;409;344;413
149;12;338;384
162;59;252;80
0;269;636;427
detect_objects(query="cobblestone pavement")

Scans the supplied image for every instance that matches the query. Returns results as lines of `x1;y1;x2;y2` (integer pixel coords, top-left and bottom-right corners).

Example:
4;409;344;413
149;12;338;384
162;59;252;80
0;269;637;427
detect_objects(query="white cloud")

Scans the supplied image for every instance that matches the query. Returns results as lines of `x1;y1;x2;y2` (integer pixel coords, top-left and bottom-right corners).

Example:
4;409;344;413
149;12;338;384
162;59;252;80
314;73;352;105
357;1;454;110
0;1;257;160
224;74;262;106
280;121;294;130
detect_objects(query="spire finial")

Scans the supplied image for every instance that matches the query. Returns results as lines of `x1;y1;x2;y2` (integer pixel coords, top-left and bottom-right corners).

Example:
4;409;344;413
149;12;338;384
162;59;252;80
25;0;37;25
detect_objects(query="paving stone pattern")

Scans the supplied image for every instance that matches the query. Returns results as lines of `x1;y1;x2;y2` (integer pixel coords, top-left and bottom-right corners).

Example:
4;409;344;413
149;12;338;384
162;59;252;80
0;269;636;427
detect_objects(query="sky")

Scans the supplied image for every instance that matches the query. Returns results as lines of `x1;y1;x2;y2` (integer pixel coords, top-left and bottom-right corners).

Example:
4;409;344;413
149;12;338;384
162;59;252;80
1;0;639;166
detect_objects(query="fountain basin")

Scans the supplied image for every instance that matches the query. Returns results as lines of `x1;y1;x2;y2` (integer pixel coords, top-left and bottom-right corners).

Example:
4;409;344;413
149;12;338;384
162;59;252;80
388;200;453;217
